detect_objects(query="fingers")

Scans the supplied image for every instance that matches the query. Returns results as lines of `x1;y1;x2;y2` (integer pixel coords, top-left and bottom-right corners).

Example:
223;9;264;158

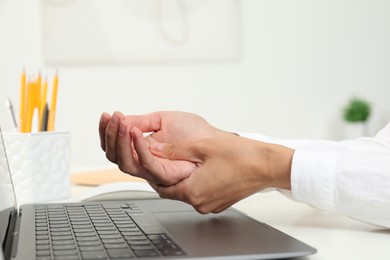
153;181;187;203
98;112;111;151
101;111;163;164
131;127;176;185
104;111;124;163
123;112;162;133
152;167;241;214
115;123;168;185
156;183;221;214
131;127;155;168
115;121;149;179
158;182;233;214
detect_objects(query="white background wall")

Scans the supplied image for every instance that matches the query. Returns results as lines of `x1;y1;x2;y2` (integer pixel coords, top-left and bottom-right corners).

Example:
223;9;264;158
1;0;389;171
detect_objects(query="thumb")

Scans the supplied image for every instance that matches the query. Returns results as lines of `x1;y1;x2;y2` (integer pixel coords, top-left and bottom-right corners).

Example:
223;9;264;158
149;142;200;162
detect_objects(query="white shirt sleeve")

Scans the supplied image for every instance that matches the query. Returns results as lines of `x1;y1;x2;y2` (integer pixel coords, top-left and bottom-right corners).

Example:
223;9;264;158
239;122;390;228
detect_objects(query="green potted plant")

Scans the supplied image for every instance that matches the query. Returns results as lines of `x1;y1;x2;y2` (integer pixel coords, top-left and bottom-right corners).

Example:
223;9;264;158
342;97;371;138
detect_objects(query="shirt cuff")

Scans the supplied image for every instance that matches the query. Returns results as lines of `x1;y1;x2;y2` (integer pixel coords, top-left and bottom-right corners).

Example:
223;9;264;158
291;147;342;211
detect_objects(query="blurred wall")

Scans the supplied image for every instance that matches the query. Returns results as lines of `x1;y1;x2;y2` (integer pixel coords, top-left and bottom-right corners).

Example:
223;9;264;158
1;0;389;171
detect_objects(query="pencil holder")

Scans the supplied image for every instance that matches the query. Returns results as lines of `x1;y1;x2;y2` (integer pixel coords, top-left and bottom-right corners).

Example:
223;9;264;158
2;131;71;204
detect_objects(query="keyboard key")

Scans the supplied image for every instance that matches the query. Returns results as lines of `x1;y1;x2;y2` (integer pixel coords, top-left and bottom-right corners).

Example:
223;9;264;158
113;220;134;224
53;250;78;256
36;240;50;245
93;223;115;227
51;235;73;241
118;228;141;233
70;217;89;222
36;235;49;240
77;241;100;247
49;217;68;222
73;228;94;233
130;245;154;251
121;231;143;236
36;227;48;231
124;235;147;242
35;257;52;260
80;251;107;259
76;236;98;242
34;204;189;259
115;223;137;228
97;230;120;235
52;256;80;260
133;249;160;258
50;220;69;225
36;245;50;251
52;240;75;245
107;248;134;259
50;227;71;232
91;219;111;224
104;243;128;249
99;234;122;239
36;250;51;256
72;224;93;229
148;234;169;241
71;221;90;226
95;226;116;231
89;216;109;220
101;238;125;244
75;232;96;237
53;244;76;250
79;246;103;251
51;231;72;236
110;217;130;221
127;240;151;246
50;224;71;229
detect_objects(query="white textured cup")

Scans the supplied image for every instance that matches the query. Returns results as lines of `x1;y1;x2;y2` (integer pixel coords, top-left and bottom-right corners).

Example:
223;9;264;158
2;131;71;204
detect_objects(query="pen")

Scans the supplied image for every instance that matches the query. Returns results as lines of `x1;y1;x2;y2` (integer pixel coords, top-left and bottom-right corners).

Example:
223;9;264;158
39;78;48;131
5;98;18;131
41;103;49;131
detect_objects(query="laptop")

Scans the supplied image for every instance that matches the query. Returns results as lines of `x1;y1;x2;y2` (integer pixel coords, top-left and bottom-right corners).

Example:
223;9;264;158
0;126;316;260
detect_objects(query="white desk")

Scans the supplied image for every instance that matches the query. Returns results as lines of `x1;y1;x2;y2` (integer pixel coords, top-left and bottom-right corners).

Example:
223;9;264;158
234;191;390;260
69;181;390;260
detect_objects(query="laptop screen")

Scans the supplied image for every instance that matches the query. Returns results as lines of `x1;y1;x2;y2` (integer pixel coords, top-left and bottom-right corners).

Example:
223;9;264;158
0;126;17;247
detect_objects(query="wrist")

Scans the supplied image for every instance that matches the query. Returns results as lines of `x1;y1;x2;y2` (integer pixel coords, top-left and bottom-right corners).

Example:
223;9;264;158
230;135;293;192
209;134;283;198
260;142;293;190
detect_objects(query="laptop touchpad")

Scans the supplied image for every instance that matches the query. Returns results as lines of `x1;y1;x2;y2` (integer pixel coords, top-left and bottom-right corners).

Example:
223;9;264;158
153;209;279;256
154;209;268;234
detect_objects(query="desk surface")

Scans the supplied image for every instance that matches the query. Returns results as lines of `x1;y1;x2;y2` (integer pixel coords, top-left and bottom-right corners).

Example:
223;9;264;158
69;170;390;260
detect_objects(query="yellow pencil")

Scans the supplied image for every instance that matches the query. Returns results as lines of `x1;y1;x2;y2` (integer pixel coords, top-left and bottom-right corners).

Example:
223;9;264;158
47;71;59;131
19;69;26;132
35;72;41;109
25;79;35;133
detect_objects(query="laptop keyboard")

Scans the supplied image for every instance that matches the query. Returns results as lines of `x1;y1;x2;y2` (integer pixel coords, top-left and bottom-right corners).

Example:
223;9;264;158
34;202;185;259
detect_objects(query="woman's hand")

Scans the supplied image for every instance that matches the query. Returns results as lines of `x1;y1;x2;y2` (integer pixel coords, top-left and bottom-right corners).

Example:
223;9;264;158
99;110;293;214
149;133;294;214
99;111;222;186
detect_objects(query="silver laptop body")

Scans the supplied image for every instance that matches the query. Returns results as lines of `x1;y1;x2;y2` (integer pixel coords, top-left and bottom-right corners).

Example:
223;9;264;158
0;126;316;260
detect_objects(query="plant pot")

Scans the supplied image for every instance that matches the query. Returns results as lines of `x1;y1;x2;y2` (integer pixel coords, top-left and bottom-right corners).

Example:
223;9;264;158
343;122;368;139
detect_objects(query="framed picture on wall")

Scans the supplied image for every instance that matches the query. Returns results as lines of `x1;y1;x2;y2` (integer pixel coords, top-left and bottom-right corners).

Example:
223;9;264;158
41;0;240;64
